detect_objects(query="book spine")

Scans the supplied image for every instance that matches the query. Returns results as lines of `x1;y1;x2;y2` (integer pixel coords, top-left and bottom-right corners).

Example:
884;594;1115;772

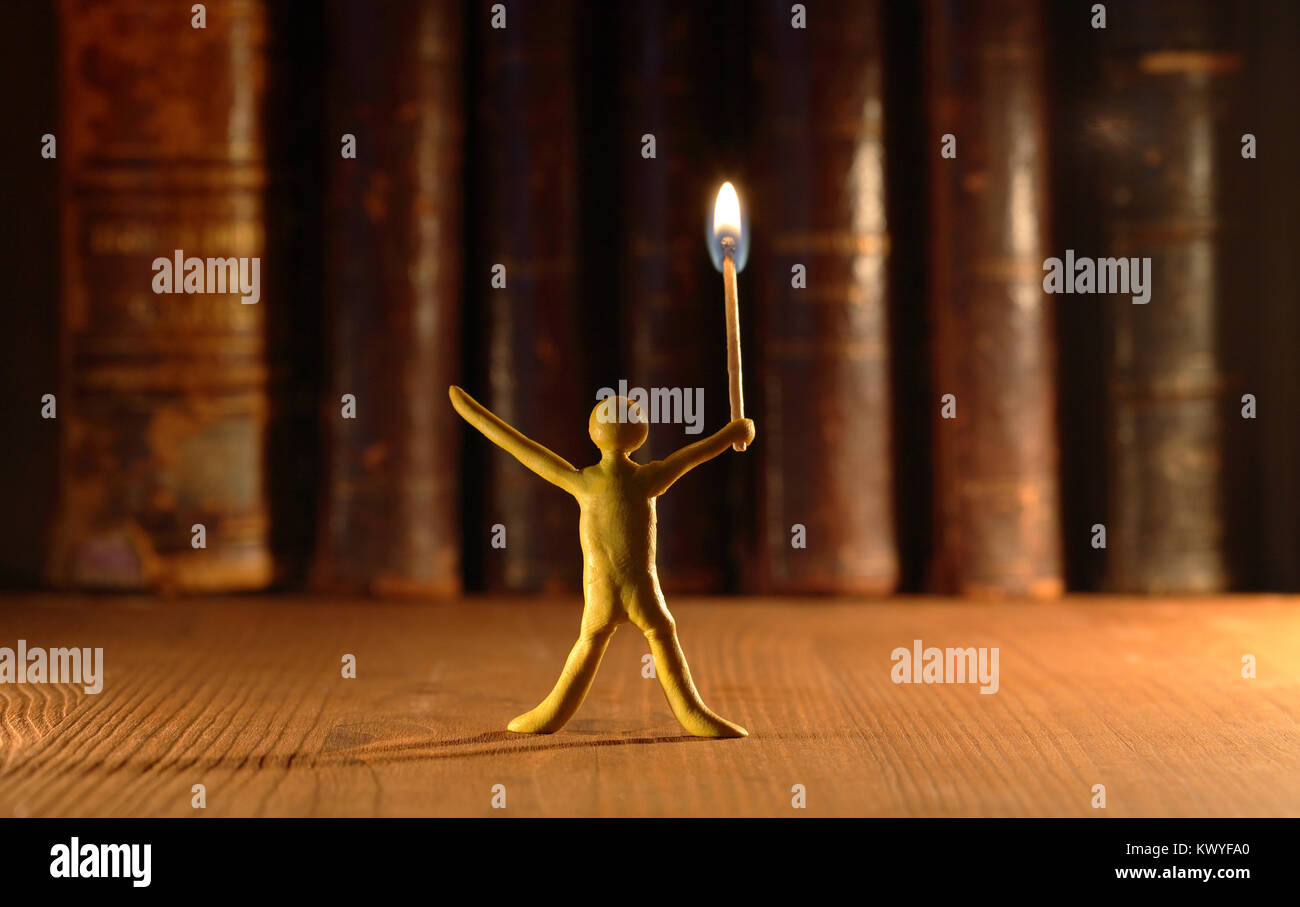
262;4;326;588
476;0;586;593
1235;0;1300;590
0;0;59;587
753;0;899;594
1094;1;1243;593
314;0;464;597
926;0;1063;597
617;0;727;593
51;0;273;591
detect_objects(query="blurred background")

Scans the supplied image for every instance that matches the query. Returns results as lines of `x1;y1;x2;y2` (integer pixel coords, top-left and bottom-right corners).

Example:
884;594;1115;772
1;0;1297;599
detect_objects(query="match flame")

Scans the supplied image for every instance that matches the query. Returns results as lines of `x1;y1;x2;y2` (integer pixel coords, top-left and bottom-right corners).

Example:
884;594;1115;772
707;181;749;272
714;182;741;238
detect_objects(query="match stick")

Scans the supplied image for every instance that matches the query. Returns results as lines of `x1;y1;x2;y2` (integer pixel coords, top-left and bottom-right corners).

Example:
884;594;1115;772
722;239;745;452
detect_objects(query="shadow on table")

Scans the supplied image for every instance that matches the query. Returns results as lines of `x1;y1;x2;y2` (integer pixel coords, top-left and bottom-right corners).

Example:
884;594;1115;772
317;727;721;765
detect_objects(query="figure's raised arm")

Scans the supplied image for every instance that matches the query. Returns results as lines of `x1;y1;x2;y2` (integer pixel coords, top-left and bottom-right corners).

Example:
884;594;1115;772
449;386;582;494
643;418;755;497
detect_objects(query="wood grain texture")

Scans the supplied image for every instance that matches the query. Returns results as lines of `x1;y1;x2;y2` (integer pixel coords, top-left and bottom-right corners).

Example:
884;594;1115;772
1;595;1298;817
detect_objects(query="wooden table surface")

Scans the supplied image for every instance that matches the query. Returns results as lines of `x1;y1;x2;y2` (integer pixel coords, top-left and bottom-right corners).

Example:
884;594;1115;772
1;594;1297;817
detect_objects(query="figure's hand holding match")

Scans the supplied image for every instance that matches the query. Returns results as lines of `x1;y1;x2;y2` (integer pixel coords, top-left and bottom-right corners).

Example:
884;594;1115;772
726;418;756;448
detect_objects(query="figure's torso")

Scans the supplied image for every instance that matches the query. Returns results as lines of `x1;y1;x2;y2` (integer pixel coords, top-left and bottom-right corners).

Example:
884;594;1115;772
576;458;658;587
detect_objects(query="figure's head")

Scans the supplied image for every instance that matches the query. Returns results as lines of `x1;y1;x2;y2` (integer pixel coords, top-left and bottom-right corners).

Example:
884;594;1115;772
589;396;649;453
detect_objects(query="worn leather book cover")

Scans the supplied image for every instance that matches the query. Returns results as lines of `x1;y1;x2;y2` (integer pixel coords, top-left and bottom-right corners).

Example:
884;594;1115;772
314;0;463;597
751;0;899;594
617;1;728;593
1091;0;1243;593
475;0;587;593
926;0;1063;597
51;0;273;591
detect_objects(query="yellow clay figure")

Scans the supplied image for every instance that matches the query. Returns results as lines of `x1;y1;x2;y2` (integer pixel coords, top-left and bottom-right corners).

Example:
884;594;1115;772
449;385;754;738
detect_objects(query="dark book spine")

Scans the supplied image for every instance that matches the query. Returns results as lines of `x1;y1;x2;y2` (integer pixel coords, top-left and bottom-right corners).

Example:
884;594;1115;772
0;0;59;587
752;0;898;594
314;0;464;597
1236;0;1300;590
1093;1;1244;593
262;4;326;589
617;1;726;593
51;0;273;591
926;0;1063;597
476;1;586;593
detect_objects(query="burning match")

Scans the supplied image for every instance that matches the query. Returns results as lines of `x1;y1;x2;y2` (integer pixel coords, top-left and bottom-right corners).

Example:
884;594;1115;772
710;181;747;451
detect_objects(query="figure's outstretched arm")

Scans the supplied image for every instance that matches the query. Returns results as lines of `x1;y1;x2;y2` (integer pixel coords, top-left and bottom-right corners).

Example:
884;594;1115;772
449;386;582;494
644;418;754;497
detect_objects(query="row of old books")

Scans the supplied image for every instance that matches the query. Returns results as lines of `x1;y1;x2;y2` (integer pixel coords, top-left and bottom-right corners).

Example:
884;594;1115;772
3;0;1296;597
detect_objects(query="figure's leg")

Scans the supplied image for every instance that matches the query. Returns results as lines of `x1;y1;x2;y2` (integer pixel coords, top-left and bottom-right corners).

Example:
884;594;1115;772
507;592;620;734
628;585;747;738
